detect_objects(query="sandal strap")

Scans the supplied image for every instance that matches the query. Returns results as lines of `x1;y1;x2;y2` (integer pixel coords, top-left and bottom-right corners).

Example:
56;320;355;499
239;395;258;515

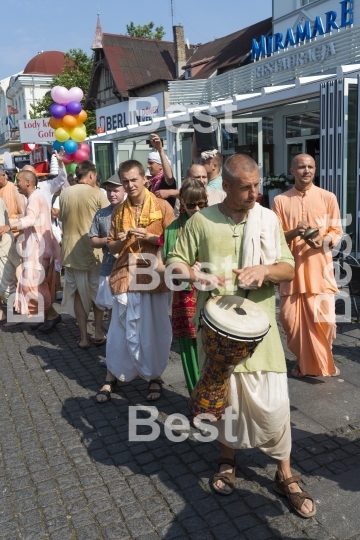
213;472;235;489
149;379;163;385
104;380;117;390
286;490;314;511
282;475;301;488
213;458;237;468
96;390;111;398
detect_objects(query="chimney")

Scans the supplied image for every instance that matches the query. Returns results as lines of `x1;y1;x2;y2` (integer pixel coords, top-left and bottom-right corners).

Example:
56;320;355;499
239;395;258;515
173;25;186;78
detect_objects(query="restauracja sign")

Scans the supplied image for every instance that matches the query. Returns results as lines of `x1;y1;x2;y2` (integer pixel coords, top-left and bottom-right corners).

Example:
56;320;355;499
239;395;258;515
251;0;354;61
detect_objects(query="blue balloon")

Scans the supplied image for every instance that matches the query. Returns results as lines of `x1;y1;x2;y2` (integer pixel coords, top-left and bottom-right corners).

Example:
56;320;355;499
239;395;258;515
63;139;78;155
53;141;62;152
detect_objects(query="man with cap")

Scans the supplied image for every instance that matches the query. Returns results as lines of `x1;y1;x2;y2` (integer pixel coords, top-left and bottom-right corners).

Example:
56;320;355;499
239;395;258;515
147;133;178;208
89;174;126;336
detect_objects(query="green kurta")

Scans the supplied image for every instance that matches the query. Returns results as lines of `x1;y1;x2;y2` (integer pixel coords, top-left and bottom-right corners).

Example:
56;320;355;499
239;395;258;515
166;205;295;374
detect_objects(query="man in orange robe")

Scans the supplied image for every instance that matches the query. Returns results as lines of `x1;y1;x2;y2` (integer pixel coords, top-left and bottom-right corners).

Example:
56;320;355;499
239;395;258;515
273;154;342;377
0;167;26;219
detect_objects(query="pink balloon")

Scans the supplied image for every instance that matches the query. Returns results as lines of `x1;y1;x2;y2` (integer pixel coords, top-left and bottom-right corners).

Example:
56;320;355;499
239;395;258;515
68;87;84;103
78;142;91;154
52;86;70;105
63;153;74;165
73;149;89;163
50;86;61;101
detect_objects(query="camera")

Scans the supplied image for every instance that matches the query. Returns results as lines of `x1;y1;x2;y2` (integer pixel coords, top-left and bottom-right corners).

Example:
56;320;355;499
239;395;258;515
146;137;163;148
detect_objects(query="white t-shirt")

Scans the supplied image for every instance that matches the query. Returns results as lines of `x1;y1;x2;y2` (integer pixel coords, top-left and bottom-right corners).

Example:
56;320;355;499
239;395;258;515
37;167;69;213
51;195;62;244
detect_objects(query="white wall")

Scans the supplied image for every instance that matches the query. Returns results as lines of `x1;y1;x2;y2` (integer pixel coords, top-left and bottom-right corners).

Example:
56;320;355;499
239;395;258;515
273;0;358;34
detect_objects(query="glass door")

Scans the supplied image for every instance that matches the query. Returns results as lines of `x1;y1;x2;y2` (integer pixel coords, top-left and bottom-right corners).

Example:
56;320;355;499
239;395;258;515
93;142;114;183
175;127;195;185
286;137;320;185
220;117;263;182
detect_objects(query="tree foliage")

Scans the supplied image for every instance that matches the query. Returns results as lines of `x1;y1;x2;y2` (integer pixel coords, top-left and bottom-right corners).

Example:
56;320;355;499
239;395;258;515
126;21;165;40
30;49;96;136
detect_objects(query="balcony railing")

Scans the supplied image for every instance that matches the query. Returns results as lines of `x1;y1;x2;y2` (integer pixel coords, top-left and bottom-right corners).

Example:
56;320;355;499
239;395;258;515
0;129;21;146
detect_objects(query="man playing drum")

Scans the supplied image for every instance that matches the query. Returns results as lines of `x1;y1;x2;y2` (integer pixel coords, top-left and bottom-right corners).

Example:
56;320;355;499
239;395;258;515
167;154;316;518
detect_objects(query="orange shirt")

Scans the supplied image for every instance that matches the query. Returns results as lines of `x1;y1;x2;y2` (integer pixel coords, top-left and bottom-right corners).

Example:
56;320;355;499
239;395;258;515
0;181;25;218
273;185;342;295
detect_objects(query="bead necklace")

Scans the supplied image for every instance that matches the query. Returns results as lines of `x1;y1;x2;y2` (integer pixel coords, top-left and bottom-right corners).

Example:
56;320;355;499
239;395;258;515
220;202;248;237
130;202;147;263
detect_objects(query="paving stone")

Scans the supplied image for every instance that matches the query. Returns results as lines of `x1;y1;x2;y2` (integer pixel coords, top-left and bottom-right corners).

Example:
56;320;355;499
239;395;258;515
49;527;75;540
233;514;261;532
21;524;48;540
126;517;155;537
212;521;240;539
102;522;130;540
75;524;101;540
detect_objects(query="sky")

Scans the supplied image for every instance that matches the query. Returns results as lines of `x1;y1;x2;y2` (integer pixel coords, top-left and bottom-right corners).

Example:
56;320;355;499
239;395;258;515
0;0;272;81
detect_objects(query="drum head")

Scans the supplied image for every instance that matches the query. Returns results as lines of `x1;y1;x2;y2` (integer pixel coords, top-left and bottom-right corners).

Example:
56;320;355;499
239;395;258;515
203;296;270;340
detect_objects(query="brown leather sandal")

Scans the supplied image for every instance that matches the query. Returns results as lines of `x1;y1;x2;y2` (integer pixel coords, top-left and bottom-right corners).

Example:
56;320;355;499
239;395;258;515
212;458;237;496
274;472;316;518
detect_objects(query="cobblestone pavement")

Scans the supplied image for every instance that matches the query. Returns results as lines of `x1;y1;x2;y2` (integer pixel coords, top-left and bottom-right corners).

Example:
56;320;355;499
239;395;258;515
0;305;360;540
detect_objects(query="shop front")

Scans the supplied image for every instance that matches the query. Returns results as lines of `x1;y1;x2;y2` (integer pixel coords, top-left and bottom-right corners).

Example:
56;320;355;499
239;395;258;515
89;92;167;182
88;1;360;252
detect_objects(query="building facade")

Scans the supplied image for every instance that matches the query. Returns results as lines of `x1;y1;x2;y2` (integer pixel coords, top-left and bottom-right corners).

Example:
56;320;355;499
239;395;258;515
0;51;66;152
88;0;360;254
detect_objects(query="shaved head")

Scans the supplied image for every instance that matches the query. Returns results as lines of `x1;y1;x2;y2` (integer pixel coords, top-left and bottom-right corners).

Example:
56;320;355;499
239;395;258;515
291;153;315;169
222;154;258;184
290;153;316;190
22;164;37;175
186;164;208;186
18;170;37;187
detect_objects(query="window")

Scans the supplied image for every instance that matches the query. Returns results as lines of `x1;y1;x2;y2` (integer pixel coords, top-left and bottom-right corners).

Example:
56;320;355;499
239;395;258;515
301;0;318;5
184;68;192;80
286;112;320;138
104;67;111;88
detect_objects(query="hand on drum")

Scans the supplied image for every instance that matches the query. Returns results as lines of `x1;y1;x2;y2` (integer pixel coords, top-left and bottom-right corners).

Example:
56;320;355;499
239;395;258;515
233;266;270;289
193;270;227;291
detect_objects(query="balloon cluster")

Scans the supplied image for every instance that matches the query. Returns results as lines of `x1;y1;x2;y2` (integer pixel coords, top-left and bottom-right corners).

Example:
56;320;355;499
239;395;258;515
50;86;90;174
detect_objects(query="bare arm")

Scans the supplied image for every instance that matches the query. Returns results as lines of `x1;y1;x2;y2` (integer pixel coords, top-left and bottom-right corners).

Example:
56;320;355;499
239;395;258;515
90;236;108;249
233;262;295;289
154;189;180;200
150;133;175;187
108;235;127;255
51;207;60;220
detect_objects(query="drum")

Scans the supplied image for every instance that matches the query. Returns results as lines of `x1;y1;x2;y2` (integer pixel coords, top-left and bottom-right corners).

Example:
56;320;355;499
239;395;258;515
188;295;270;420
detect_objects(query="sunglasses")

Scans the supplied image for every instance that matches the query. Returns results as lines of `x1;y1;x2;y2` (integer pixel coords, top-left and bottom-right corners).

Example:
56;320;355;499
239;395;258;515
184;201;207;209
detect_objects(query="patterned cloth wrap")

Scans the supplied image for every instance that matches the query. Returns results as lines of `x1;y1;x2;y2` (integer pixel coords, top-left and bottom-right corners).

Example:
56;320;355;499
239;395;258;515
188;323;260;420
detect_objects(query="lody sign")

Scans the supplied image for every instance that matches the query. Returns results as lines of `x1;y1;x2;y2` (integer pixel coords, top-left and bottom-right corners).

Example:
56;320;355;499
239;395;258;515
251;0;354;61
18;118;54;143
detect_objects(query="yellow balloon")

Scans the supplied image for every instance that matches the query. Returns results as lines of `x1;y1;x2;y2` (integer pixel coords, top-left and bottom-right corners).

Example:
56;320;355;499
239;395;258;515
55;127;70;142
70;125;87;142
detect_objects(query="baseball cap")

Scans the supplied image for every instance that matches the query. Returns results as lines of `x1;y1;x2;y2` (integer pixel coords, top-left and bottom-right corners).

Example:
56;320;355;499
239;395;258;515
102;173;122;186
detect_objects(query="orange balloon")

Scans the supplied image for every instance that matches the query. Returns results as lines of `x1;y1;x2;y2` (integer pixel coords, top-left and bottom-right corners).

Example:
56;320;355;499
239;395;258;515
62;114;78;129
75;110;88;124
49;116;63;129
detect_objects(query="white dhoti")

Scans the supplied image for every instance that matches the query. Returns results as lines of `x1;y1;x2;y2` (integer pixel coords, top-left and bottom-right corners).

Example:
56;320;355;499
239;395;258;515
107;292;172;381
95;276;114;310
62;266;101;317
215;371;291;461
